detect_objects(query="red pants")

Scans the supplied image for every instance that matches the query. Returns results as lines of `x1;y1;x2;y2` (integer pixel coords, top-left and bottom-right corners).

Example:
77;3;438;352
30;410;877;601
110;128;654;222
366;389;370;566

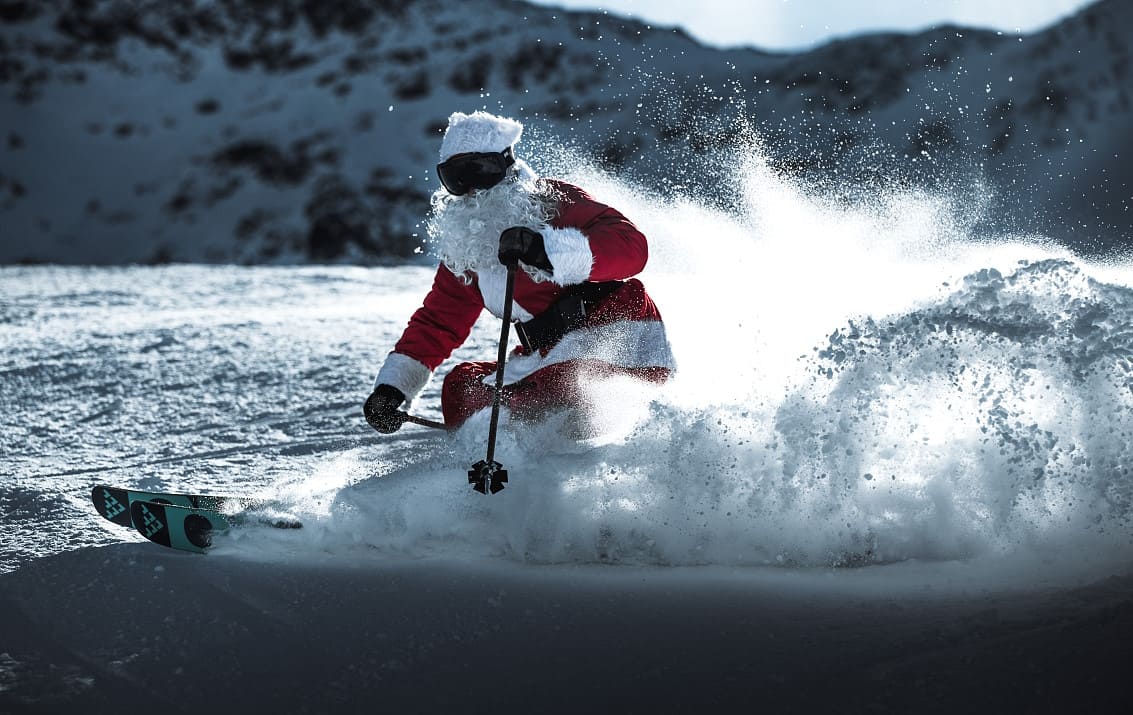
441;359;670;428
442;280;674;428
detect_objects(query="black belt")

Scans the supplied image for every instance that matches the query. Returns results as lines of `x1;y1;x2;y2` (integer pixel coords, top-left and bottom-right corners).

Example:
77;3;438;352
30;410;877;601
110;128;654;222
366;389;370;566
515;281;622;352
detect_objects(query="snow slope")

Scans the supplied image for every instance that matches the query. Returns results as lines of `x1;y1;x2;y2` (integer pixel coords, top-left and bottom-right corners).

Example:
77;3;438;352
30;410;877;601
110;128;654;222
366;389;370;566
5;152;1133;574
3;140;1133;711
1;0;1130;264
3;546;1131;713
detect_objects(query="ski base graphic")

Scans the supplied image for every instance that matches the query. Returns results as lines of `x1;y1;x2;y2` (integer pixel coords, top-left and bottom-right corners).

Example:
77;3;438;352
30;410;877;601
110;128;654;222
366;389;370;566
129;500;303;554
92;484;253;528
130;500;232;553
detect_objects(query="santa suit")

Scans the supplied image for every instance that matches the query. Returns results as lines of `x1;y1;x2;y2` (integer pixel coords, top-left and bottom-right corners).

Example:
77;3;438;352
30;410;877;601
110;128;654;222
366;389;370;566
375;180;675;427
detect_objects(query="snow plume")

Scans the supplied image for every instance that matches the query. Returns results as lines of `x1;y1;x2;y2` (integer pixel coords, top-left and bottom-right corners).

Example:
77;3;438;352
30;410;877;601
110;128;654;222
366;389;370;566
256;140;1133;580
425;162;551;281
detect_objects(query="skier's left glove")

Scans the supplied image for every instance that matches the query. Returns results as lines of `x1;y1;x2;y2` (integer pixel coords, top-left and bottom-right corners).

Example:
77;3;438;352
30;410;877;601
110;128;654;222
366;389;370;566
499;227;553;272
363;384;406;434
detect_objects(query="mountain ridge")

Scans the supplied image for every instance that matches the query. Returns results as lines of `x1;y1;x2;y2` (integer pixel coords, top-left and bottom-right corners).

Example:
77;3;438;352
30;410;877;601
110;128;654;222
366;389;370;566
1;0;1129;263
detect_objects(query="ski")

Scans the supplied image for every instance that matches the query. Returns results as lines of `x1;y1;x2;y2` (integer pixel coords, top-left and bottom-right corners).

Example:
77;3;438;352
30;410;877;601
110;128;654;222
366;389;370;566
91;484;265;528
130;500;230;553
130;500;302;554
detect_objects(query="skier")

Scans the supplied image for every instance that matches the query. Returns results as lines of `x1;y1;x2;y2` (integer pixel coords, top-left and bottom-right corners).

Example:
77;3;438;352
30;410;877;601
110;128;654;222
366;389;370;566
363;111;675;434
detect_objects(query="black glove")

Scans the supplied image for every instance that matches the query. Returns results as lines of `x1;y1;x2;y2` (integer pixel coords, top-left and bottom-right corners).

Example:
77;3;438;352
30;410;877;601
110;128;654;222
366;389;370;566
499;226;553;272
363;384;406;434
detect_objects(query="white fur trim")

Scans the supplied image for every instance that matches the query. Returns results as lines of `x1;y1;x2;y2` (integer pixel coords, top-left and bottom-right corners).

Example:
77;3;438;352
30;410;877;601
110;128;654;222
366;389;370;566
374;352;432;402
513;158;538;183
492;319;676;386
541;226;594;286
439;111;523;161
477;264;535;322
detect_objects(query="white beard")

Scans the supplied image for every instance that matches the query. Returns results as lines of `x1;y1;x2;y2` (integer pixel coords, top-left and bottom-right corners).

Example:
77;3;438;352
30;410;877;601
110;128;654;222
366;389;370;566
426;165;554;282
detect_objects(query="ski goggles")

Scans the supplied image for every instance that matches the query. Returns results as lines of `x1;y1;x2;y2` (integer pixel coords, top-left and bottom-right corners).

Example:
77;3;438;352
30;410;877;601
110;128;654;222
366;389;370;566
436;147;515;196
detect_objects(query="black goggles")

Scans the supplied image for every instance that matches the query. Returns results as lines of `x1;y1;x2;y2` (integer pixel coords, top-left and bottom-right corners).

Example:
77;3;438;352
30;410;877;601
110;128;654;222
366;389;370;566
436;147;515;196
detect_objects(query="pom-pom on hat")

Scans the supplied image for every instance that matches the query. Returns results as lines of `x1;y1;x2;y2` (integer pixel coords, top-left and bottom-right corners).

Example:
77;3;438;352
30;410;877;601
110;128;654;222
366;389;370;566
439;111;523;162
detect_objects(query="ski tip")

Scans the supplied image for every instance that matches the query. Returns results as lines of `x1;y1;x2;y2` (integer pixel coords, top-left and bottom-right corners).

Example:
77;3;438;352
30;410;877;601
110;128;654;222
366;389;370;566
131;500;173;548
92;485;132;527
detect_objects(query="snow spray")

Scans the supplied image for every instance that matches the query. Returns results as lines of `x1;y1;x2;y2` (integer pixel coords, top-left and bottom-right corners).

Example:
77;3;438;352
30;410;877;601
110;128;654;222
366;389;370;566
293;141;1133;578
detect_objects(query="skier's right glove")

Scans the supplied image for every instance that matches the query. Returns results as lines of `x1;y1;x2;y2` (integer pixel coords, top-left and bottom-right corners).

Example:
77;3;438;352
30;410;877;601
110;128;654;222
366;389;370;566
363;384;407;434
499;226;553;273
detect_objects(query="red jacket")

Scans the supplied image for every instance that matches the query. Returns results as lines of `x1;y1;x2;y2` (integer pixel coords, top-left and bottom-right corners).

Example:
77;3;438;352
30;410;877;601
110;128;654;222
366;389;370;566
397;180;650;367
376;180;674;400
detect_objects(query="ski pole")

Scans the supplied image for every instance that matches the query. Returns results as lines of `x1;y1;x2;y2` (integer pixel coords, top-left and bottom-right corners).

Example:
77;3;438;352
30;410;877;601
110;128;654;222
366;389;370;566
468;263;516;494
397;411;447;431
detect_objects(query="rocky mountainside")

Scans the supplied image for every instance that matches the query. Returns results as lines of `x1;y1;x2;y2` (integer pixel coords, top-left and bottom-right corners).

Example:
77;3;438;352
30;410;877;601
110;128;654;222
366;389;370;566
1;0;1130;263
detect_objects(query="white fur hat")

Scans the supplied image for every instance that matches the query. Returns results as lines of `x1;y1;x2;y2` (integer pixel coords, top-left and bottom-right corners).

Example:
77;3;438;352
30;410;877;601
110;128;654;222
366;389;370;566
438;111;523;162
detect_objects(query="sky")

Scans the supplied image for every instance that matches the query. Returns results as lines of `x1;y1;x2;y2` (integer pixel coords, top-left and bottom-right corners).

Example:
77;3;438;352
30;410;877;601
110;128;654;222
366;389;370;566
525;0;1099;51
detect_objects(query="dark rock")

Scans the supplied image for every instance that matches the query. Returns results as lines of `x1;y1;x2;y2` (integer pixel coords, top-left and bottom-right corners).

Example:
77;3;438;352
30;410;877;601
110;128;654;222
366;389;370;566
393;70;428;100
212;140;312;186
0;1;39;24
304;174;376;260
449;52;492;93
